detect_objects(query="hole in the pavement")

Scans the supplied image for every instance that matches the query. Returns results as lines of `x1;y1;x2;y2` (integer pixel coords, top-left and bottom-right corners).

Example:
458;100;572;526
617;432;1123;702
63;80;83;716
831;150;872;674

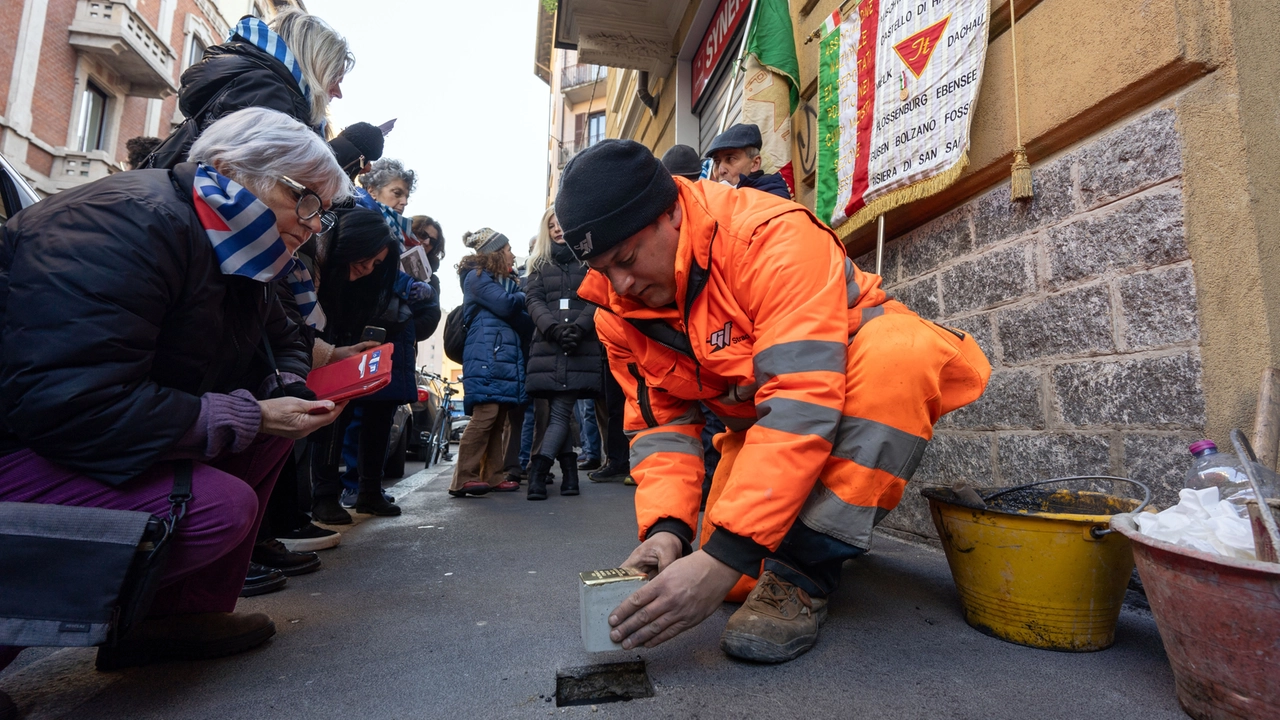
555;660;655;706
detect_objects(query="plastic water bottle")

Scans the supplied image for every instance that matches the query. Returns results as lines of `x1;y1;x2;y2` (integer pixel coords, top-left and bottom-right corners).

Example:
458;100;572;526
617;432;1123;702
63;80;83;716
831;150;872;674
1184;440;1251;502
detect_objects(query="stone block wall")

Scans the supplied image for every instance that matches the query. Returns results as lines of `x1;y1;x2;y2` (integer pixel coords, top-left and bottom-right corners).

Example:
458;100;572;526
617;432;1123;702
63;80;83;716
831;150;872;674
856;106;1204;543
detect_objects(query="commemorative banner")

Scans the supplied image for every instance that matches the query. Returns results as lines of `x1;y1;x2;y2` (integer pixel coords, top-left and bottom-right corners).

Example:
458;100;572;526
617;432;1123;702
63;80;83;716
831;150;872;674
816;0;990;234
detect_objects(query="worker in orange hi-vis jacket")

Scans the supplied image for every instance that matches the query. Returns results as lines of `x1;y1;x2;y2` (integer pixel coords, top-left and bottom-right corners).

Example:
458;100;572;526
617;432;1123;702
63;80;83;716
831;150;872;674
556;140;992;664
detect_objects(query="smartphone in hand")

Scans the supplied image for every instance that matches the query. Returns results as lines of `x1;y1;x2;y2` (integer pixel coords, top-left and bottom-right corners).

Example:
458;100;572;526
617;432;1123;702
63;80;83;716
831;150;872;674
361;326;387;344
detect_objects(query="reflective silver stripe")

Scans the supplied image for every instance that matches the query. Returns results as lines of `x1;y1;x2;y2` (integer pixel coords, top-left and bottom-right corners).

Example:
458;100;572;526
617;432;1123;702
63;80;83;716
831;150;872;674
625;404;705;440
798;483;891;550
845;257;860;308
630;431;703;467
860;305;885;326
755;397;841;441
830;415;928;480
753;340;846;382
721;415;757;432
670;405;705;426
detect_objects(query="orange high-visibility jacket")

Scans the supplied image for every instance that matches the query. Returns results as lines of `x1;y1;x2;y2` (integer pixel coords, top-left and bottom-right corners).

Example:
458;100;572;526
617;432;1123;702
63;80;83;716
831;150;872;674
579;179;986;570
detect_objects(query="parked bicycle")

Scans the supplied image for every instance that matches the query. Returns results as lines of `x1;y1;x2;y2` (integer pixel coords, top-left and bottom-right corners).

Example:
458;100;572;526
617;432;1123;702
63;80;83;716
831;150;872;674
418;370;462;467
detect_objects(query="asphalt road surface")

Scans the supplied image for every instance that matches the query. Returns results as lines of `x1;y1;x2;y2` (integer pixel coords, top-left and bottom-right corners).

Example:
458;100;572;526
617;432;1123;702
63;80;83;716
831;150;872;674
1;454;1188;719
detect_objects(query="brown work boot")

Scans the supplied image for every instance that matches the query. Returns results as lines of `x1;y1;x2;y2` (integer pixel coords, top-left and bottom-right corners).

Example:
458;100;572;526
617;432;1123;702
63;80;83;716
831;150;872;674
719;571;827;663
95;611;276;671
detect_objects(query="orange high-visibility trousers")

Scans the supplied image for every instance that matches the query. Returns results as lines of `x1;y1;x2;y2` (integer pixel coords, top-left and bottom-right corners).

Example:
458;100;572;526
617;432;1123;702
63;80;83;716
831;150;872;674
700;304;990;601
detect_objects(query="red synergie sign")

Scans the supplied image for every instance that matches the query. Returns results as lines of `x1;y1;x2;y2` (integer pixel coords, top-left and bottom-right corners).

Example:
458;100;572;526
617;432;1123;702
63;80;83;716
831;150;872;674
690;0;751;110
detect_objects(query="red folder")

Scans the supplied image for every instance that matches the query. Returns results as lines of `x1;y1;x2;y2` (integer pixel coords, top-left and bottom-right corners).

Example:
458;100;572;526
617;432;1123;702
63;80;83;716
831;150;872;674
306;343;395;402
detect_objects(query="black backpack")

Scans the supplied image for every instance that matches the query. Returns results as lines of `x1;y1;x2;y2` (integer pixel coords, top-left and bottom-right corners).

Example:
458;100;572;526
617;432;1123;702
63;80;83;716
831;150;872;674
442;305;469;364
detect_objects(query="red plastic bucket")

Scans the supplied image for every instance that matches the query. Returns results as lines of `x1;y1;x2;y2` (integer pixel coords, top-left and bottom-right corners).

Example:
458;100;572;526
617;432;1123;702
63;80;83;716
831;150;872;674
1110;514;1280;719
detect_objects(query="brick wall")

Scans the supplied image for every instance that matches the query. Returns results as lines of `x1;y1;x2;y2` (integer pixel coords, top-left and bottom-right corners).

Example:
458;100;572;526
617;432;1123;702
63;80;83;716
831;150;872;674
116;95;149;164
859;106;1203;543
25;144;54;176
0;0;25;116
30;0;80;149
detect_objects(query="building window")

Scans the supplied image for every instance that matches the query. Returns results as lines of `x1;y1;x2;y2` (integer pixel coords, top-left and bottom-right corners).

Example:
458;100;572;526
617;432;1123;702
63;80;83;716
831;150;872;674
76;81;109;153
587;112;605;147
186;34;207;68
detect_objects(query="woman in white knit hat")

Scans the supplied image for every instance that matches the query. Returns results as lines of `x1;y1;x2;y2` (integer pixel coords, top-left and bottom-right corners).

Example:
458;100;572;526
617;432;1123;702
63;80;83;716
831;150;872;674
449;229;533;497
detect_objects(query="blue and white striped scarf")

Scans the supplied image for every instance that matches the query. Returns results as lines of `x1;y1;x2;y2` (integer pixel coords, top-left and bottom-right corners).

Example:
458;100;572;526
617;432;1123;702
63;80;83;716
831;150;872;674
376;200;412;250
192;163;293;282
286;259;327;330
192;164;326;328
230;16;312;107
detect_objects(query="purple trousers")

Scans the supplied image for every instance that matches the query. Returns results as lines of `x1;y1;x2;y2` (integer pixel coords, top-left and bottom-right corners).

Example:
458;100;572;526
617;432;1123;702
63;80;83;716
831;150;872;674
0;434;292;671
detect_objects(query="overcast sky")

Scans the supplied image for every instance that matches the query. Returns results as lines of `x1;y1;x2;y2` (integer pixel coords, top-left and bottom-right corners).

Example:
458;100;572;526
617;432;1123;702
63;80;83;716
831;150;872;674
306;0;551;311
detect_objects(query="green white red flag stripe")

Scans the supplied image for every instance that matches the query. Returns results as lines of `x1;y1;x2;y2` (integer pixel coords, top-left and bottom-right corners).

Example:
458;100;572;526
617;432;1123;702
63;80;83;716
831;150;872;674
820;9;842;37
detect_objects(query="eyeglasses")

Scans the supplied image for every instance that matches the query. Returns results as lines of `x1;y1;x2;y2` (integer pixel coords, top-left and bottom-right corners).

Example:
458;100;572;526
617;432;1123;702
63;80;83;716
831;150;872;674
279;175;336;233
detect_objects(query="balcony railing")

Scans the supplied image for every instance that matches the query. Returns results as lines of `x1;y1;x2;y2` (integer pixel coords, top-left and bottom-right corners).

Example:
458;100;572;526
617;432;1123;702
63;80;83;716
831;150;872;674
558;145;579;169
68;0;178;99
560;63;603;90
557;136;608;168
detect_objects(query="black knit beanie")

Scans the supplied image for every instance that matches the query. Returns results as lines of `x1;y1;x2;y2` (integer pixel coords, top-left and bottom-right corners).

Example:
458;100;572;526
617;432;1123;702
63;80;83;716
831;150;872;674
661;144;703;181
330;122;385;177
555;139;678;261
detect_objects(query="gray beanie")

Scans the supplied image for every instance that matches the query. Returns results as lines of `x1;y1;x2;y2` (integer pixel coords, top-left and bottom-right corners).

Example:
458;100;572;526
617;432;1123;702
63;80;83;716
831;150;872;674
463;227;510;255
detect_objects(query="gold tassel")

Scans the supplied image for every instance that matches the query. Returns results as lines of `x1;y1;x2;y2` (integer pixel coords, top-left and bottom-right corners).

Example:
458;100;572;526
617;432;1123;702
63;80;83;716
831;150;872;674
1011;145;1033;199
1008;0;1033;200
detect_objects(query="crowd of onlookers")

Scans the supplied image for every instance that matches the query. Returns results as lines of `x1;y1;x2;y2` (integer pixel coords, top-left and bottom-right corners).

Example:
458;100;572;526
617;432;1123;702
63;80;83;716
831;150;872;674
0;8;454;689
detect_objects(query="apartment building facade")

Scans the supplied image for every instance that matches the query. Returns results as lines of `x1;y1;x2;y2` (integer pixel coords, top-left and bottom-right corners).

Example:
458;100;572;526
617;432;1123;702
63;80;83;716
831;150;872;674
1;0;296;195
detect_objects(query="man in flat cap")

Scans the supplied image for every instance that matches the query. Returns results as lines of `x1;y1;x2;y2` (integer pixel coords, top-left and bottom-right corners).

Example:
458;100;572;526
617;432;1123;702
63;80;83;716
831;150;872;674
705;123;791;199
557;139;990;663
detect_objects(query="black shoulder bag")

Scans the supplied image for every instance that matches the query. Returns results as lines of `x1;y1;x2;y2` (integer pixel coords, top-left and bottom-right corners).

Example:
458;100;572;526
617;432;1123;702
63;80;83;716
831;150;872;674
0;461;191;647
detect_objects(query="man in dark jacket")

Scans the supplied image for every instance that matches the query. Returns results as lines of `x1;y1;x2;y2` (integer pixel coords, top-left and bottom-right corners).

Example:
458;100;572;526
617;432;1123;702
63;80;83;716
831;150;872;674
0;108;351;672
705;123;792;200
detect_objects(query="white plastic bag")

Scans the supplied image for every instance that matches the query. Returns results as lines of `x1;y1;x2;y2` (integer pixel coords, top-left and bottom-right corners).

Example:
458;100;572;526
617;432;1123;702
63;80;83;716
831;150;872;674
1135;487;1256;560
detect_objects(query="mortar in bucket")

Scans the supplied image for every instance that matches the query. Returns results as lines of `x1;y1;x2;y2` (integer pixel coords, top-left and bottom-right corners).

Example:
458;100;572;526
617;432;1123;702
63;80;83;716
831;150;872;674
922;476;1150;652
1110;513;1280;720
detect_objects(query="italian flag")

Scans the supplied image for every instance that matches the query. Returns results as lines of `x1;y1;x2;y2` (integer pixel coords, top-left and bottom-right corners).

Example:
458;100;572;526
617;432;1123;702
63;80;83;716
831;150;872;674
815;5;872;227
741;0;800;196
820;9;842;37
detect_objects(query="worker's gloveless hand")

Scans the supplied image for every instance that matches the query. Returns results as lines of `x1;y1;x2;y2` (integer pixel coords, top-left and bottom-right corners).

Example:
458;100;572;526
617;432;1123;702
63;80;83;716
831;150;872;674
609;547;741;650
620;531;683;577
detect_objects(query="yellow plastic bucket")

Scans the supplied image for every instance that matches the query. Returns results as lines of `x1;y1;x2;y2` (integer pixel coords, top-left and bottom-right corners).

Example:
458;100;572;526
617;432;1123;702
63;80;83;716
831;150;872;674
922;477;1149;652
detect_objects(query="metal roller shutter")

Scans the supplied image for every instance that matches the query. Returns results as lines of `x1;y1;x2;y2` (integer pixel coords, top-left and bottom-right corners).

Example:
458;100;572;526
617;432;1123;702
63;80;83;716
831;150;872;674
698;73;745;156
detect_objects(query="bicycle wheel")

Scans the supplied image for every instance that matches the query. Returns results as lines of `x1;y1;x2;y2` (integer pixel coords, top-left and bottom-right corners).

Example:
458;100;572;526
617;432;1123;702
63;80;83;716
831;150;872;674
435;416;452;464
427;411;445;465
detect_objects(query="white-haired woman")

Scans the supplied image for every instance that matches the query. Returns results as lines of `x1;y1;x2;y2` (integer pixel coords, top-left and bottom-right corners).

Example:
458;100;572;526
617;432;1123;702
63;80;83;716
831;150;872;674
357;157;417;247
146;8;354;168
0;108;350;673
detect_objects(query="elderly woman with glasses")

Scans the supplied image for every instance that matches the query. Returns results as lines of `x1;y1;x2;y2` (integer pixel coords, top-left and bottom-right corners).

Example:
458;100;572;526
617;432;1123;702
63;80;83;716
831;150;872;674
0;107;350;673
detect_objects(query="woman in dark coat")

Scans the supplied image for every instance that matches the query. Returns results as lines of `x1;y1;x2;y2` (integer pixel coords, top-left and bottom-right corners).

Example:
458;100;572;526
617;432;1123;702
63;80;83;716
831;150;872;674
522;207;604;500
308;209;420;523
449;229;532;498
0;108;349;671
146;9;354;169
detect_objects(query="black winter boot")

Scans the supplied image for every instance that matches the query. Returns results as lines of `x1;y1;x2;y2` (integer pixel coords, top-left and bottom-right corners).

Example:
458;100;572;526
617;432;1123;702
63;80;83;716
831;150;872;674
312;495;352;525
527;455;553;501
557;453;580;496
354;490;402;516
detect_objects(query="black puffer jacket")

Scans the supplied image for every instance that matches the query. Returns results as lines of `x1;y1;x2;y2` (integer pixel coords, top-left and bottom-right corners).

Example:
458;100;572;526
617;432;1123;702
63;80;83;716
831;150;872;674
146;39;315;169
525;242;604;398
0;163;310;485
